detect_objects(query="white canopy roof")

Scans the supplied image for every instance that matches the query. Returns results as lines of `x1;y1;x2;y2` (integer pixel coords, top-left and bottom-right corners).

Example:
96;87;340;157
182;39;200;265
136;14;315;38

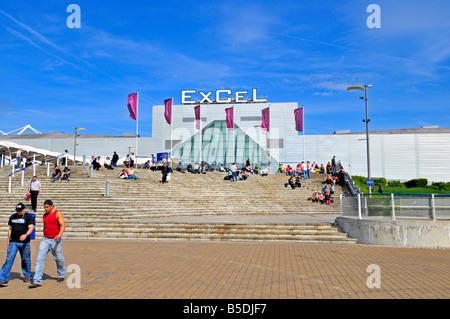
0;140;62;159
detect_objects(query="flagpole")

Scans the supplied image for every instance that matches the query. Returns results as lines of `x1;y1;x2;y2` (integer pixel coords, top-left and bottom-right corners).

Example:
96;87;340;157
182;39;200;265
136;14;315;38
170;97;173;160
233;105;235;164
136;91;139;168
302;105;305;161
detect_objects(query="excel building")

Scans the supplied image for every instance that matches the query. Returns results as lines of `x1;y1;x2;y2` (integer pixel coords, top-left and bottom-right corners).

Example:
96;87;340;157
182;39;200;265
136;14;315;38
152;88;302;172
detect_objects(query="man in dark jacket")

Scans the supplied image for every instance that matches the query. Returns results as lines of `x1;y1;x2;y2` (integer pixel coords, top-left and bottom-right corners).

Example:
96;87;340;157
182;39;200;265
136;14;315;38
111;152;119;168
0;203;35;287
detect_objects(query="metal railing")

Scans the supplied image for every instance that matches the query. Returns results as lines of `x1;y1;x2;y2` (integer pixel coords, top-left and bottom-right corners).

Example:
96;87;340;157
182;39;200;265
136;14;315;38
45;152;68;177
7;161;38;194
340;193;450;221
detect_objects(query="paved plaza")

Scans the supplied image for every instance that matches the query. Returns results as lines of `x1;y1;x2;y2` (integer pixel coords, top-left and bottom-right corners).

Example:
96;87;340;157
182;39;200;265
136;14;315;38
0;239;448;301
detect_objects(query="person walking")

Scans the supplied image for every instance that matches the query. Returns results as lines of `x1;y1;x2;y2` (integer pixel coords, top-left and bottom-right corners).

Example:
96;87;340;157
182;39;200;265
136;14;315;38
230;163;238;182
15;148;23;169
28;176;42;213
29;200;66;288
111;151;119;168
161;162;169;183
0;203;35;287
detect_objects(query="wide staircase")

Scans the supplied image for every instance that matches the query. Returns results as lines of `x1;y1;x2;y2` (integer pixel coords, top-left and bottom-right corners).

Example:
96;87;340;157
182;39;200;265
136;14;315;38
0;164;356;244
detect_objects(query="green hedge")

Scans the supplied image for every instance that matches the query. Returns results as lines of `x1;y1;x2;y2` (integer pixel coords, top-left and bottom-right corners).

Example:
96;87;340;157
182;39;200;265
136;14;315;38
387;180;404;188
431;182;450;191
404;178;428;188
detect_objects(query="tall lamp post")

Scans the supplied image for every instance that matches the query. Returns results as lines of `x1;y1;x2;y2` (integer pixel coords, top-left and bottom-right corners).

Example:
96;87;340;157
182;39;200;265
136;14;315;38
346;84;373;194
73;127;86;165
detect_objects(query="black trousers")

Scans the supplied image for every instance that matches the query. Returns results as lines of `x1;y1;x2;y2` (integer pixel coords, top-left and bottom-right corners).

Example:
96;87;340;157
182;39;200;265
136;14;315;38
30;190;39;211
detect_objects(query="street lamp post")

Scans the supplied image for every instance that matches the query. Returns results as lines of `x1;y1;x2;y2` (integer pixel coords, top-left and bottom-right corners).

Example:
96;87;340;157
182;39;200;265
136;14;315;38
347;84;373;194
73;127;86;165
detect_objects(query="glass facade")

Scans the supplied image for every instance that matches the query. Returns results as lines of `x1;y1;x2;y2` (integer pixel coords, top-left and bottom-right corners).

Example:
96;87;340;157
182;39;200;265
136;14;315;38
170;120;279;171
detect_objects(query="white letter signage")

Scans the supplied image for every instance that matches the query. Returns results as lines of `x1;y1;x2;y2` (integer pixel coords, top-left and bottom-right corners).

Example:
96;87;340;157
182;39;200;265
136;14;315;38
181;89;267;104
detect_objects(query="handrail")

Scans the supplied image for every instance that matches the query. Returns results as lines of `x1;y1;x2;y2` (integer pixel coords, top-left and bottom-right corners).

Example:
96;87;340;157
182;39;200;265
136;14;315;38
340;192;450;220
8;162;39;177
342;193;450;197
23;151;37;159
46;151;68;163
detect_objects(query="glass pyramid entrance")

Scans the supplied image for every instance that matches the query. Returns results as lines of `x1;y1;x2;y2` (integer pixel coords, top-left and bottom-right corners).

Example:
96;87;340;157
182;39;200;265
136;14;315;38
170;120;279;172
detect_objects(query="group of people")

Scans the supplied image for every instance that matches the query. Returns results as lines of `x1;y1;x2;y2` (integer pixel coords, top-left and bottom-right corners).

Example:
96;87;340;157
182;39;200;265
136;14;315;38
279;156;340;179
308;189;333;205
0;200;66;288
280;161;326;179
284;175;302;189
224;160;269;182
51;166;71;182
120;167;138;180
141;155;169;172
89;154;117;170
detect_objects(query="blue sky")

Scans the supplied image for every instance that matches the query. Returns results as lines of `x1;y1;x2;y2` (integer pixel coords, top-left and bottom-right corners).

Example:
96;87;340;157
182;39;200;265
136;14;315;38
0;0;449;137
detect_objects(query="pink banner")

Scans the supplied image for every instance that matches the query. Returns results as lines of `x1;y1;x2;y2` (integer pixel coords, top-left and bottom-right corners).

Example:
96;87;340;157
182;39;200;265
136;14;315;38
127;93;138;120
164;98;172;125
261;107;270;132
294;107;303;132
194;105;201;130
225;107;234;130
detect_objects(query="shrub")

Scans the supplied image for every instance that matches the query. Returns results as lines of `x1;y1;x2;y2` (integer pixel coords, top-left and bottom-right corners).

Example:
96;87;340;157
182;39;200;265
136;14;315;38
374;178;387;187
431;182;450;191
404;178;428;188
387;180;404;188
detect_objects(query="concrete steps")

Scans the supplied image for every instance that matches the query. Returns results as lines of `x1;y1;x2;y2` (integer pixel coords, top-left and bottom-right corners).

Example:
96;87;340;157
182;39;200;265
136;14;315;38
0;222;356;244
0;164;356;244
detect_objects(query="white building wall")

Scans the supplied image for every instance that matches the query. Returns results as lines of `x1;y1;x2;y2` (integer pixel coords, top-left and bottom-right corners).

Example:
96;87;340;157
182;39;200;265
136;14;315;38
2;106;449;183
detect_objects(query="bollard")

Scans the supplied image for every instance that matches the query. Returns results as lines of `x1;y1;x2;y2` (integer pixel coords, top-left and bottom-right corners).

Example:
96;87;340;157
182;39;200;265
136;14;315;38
8;176;11;194
391;193;396;220
106;180;110;196
90;165;93;178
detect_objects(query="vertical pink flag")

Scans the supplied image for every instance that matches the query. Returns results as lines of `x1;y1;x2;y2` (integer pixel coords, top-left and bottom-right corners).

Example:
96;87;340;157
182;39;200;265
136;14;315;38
225;107;234;130
261;107;270;132
164;98;172;125
294;107;303;132
127;93;138;120
194;105;201;130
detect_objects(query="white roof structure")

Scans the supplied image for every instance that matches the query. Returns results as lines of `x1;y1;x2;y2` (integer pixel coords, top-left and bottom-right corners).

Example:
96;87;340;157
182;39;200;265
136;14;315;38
2;125;42;135
0;140;61;160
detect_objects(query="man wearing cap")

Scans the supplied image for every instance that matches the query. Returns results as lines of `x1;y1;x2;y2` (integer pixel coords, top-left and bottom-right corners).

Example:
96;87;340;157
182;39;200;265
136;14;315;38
29;200;66;288
0;203;35;287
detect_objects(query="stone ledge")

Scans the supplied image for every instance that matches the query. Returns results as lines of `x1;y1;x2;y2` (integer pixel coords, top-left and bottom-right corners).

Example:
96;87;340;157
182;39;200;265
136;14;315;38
335;216;450;248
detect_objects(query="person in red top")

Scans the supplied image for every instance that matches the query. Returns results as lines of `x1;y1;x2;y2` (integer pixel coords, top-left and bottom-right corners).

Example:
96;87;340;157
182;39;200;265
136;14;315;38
29;199;66;288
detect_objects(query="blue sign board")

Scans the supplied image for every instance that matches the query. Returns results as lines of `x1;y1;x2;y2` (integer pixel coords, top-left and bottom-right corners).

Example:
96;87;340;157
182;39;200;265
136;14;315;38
366;179;375;186
157;152;168;162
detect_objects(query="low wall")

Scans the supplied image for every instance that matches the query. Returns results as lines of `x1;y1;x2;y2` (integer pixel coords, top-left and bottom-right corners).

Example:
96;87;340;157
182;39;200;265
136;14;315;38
335;217;450;248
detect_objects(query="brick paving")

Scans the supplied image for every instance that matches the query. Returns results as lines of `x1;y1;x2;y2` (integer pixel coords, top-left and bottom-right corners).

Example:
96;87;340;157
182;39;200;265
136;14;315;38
0;239;448;300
